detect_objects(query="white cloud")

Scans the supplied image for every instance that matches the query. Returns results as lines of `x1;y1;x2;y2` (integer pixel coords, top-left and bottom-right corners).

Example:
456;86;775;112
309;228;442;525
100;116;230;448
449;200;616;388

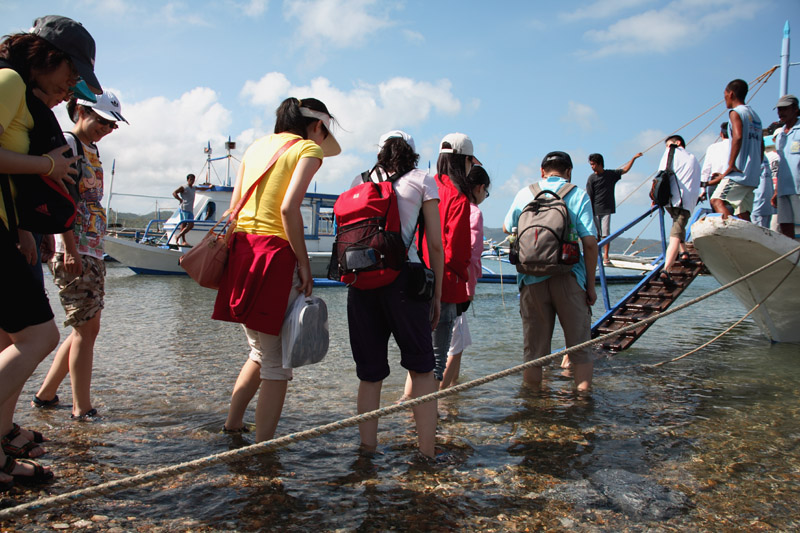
241;72;293;108
500;161;539;195
560;0;653;22
238;0;269;16
98;71;462;212
403;29;425;44
160;2;212;27
578;0;757;58
561;101;600;133
75;87;234;213
283;0;392;49
241;74;462;153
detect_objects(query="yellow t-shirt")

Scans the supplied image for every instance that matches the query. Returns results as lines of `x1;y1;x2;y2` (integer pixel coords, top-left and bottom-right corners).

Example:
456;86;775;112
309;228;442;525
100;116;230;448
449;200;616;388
234;133;323;239
0;68;34;228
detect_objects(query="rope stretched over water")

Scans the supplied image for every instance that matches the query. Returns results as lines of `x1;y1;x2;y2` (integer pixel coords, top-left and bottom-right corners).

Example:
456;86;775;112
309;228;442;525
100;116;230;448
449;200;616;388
650;238;800;367
2;242;799;521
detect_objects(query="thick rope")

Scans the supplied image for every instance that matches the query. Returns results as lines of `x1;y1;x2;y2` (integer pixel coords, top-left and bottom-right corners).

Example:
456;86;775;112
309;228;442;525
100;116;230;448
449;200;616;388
2;242;798;521
649;237;800;367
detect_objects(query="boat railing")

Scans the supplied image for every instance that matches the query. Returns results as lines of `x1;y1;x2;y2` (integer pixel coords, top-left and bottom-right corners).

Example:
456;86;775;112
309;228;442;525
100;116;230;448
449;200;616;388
596;205;665;312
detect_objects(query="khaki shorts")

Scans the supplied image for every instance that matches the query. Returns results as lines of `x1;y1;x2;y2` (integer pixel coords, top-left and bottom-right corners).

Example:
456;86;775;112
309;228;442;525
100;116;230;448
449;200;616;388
665;206;691;240
245;271;301;381
711;178;755;215
519;273;592;366
49;254;105;327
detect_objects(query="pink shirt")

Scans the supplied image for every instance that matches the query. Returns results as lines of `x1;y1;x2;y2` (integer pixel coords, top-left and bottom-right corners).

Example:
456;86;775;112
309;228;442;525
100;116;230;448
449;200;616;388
467;203;484;298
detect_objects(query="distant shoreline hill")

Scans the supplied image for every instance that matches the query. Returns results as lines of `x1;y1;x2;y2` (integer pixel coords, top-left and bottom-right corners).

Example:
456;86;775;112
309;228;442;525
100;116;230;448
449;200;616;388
483;227;660;256
107;209;168;230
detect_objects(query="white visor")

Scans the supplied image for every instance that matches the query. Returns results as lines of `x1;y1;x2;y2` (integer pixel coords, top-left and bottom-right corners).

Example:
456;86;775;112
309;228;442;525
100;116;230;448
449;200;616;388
299;107;341;157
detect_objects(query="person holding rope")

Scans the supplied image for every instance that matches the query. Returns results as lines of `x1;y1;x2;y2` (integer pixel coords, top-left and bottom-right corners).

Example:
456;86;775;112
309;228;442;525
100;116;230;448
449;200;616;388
586;151;642;265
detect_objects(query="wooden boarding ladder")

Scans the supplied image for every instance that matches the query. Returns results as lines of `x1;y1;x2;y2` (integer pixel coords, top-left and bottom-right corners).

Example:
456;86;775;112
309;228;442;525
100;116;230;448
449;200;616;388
591;244;705;352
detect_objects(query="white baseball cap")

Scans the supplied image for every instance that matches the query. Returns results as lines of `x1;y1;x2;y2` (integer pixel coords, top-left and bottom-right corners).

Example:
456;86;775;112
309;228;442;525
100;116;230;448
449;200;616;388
378;130;415;152
78;91;128;124
439;132;481;165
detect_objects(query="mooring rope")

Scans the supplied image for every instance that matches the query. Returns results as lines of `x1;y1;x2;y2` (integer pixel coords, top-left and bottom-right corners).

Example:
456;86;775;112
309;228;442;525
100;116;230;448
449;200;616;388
2;242;798;521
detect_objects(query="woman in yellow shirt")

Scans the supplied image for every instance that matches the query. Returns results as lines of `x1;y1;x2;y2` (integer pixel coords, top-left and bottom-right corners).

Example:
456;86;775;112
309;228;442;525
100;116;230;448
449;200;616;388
214;97;339;442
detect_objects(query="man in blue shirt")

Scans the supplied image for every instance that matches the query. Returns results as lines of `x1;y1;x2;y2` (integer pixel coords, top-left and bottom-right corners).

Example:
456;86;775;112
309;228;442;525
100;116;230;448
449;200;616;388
503;151;598;392
772;94;800;238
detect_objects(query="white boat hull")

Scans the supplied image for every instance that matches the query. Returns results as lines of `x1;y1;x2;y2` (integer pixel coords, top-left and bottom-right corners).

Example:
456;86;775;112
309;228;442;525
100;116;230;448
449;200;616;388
105;236;333;279
691;216;800;343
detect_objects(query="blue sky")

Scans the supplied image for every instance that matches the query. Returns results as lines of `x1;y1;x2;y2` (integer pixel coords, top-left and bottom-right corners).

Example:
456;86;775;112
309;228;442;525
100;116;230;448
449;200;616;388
2;0;799;237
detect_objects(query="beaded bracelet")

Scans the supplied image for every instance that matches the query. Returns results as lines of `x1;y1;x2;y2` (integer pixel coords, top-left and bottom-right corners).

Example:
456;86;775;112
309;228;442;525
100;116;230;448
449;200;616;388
42;154;55;177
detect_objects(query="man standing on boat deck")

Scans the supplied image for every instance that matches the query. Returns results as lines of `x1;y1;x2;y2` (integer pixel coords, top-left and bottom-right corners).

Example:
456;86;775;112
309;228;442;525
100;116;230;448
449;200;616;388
656;135;701;287
699;122;730;202
585;151;642;265
771;94;800;239
173;173;196;246
710;79;763;222
503;151;597;392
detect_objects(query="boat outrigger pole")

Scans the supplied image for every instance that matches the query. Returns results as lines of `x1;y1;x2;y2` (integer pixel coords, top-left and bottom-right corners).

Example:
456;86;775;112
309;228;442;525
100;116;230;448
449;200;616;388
779;20;799;98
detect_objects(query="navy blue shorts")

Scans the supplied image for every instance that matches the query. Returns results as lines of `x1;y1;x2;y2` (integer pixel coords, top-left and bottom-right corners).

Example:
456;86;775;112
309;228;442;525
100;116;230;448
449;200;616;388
0;227;53;333
347;263;435;382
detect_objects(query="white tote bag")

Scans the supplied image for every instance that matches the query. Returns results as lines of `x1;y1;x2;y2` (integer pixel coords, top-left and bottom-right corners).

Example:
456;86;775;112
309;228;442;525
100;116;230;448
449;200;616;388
281;295;329;369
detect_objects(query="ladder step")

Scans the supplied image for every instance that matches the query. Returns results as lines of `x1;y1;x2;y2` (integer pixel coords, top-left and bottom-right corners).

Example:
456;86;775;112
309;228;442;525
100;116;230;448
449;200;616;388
610;315;640;322
595;327;635;337
636;291;670;298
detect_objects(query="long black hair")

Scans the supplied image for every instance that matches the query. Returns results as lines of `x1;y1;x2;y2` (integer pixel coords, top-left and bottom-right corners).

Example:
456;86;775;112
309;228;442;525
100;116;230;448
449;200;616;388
274;97;333;140
377;137;419;176
437;142;469;196
464;165;491;204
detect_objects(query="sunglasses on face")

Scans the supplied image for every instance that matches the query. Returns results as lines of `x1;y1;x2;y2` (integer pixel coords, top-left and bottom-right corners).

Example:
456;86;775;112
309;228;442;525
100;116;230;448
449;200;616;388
91;110;118;129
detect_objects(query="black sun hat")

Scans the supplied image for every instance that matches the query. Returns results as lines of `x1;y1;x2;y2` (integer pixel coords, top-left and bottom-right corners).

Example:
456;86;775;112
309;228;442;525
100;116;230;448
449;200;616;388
31;15;101;95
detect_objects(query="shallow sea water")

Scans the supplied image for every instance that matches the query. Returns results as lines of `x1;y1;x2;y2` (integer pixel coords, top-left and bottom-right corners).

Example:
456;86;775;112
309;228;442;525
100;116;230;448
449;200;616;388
2;264;799;531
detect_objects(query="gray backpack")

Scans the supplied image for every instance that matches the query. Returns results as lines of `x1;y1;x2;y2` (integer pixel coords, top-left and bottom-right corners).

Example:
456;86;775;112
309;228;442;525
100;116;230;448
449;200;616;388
510;182;580;276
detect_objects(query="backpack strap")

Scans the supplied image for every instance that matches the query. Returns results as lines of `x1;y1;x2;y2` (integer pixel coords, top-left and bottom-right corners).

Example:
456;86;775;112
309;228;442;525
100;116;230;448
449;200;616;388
665;144;676;171
555;182;576;199
528;182;542;198
63;132;84;203
664;145;683;207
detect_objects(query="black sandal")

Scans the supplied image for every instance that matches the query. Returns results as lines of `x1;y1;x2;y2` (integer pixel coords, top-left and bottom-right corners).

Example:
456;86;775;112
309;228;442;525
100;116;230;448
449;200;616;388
659;271;677;288
678;252;695;264
2;424;46;459
31;394;59;408
1;456;54;485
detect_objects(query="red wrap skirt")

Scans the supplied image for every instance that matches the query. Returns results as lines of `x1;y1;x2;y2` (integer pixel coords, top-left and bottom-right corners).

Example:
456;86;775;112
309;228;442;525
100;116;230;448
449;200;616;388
212;232;296;335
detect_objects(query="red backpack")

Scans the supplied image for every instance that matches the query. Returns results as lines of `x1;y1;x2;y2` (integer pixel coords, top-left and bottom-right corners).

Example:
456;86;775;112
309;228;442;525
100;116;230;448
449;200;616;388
330;166;407;289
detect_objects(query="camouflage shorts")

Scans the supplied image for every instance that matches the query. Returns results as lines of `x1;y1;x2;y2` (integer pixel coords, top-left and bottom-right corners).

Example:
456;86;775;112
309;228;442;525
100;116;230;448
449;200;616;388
49;254;106;327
